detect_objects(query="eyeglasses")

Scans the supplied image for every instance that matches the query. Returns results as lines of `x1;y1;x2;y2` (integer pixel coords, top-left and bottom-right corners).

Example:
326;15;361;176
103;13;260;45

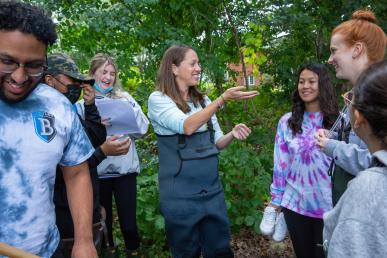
341;91;353;106
0;56;47;77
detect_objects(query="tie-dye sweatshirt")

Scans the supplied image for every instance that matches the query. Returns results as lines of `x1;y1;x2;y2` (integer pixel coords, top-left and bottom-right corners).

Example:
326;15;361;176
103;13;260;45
270;112;332;218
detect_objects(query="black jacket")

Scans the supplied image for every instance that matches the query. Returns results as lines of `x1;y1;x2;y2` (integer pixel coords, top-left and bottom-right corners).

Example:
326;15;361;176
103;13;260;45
54;102;107;238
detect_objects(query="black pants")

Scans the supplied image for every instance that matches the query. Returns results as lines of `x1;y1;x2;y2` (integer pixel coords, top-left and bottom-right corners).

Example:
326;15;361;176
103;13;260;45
51;243;65;258
99;173;140;250
283;208;324;258
55;168;101;239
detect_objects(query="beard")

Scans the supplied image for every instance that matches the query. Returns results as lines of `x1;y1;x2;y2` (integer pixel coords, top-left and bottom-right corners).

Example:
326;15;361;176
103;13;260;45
0;73;41;104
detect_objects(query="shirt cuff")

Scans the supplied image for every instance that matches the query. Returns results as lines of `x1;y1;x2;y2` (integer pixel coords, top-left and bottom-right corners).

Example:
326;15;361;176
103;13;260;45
270;198;282;207
94;147;107;162
270;191;283;206
324;139;338;158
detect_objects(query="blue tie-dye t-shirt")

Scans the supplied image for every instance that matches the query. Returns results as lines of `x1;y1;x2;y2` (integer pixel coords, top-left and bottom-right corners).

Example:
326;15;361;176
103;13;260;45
0;84;94;257
270;112;332;218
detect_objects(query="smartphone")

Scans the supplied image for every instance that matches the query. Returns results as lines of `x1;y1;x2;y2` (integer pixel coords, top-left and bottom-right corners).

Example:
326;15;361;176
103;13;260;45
117;134;130;142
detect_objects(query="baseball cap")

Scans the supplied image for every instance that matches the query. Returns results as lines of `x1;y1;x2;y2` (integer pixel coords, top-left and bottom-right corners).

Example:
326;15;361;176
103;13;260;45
46;53;95;84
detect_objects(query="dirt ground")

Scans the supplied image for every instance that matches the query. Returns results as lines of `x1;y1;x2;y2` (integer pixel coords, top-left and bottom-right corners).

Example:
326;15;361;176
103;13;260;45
231;228;295;258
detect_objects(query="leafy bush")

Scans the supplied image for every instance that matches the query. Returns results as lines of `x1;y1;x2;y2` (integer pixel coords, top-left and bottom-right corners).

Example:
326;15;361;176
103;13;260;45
219;140;273;233
218;86;290;233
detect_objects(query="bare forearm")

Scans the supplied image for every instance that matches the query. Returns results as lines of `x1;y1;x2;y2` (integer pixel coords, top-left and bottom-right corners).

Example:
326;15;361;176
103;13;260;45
183;97;223;135
216;131;234;150
63;166;94;243
183;87;258;135
216;123;251;150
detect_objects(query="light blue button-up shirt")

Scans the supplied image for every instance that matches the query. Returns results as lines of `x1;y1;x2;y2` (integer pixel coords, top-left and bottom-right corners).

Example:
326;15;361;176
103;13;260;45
148;91;224;143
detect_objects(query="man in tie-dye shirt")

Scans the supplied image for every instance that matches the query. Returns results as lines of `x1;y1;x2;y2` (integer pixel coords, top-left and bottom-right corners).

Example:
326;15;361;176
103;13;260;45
0;2;97;258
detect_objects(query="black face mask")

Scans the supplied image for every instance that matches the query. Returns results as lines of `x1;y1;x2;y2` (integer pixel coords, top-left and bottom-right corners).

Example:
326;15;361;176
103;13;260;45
64;84;81;104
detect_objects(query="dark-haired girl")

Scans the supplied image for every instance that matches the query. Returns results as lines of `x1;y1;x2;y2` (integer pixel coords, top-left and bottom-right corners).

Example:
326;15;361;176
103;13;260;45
263;64;339;258
323;60;387;258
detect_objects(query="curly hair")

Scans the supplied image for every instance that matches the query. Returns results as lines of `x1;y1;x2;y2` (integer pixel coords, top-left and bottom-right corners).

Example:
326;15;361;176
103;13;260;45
0;1;57;47
353;60;387;146
288;63;339;135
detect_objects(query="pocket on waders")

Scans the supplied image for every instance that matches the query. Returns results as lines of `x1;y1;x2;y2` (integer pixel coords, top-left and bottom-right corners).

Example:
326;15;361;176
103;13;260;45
174;144;220;195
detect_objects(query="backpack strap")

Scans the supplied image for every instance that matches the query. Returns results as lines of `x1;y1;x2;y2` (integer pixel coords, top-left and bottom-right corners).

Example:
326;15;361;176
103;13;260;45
328;116;351;176
370;157;386;168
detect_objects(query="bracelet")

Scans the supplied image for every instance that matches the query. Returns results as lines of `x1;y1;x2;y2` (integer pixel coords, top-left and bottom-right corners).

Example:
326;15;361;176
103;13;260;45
217;94;225;109
220;94;225;102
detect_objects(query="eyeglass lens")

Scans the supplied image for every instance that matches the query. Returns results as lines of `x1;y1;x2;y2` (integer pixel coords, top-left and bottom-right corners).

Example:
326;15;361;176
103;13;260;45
0;58;45;77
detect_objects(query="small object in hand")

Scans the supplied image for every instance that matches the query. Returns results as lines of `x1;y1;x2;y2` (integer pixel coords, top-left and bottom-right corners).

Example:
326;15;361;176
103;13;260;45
116;134;130;142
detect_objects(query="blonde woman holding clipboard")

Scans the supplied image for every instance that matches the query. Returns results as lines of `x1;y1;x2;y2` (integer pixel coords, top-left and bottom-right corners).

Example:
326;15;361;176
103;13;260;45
76;53;149;256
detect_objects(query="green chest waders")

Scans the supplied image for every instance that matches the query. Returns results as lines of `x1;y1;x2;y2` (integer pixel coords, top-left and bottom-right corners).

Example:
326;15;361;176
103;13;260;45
329;118;355;206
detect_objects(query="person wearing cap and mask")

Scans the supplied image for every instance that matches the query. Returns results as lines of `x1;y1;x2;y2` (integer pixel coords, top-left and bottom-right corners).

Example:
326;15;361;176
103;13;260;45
44;53;131;257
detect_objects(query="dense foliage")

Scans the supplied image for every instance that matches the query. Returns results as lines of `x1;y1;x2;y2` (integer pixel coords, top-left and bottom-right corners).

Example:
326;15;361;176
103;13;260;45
25;0;387;256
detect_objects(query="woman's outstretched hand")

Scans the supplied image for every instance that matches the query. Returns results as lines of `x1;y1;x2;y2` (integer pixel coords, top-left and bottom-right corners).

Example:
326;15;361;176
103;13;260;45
232;123;251;140
222;86;258;101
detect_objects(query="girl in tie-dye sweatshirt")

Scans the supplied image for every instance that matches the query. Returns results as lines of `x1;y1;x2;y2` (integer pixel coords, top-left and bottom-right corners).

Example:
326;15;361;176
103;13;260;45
267;64;339;258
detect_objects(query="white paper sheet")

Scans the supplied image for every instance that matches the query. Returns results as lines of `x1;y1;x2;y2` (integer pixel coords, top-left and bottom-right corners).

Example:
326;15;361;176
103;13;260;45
95;98;140;136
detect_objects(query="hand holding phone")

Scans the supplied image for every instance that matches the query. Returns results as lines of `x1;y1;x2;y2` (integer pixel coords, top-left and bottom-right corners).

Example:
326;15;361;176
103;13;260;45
82;83;96;105
100;135;131;156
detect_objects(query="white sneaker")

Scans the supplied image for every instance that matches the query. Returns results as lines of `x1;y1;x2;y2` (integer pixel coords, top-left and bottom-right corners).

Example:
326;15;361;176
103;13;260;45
260;206;277;236
272;212;287;242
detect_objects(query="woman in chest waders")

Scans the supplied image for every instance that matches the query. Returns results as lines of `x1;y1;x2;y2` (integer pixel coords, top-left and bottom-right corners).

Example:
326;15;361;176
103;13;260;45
148;44;258;258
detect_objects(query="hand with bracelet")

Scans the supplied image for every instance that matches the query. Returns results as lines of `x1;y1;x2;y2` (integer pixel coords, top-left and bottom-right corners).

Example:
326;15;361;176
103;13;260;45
216;86;259;108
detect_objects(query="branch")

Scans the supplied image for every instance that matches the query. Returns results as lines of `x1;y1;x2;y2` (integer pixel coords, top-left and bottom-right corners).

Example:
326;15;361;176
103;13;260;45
222;1;248;88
